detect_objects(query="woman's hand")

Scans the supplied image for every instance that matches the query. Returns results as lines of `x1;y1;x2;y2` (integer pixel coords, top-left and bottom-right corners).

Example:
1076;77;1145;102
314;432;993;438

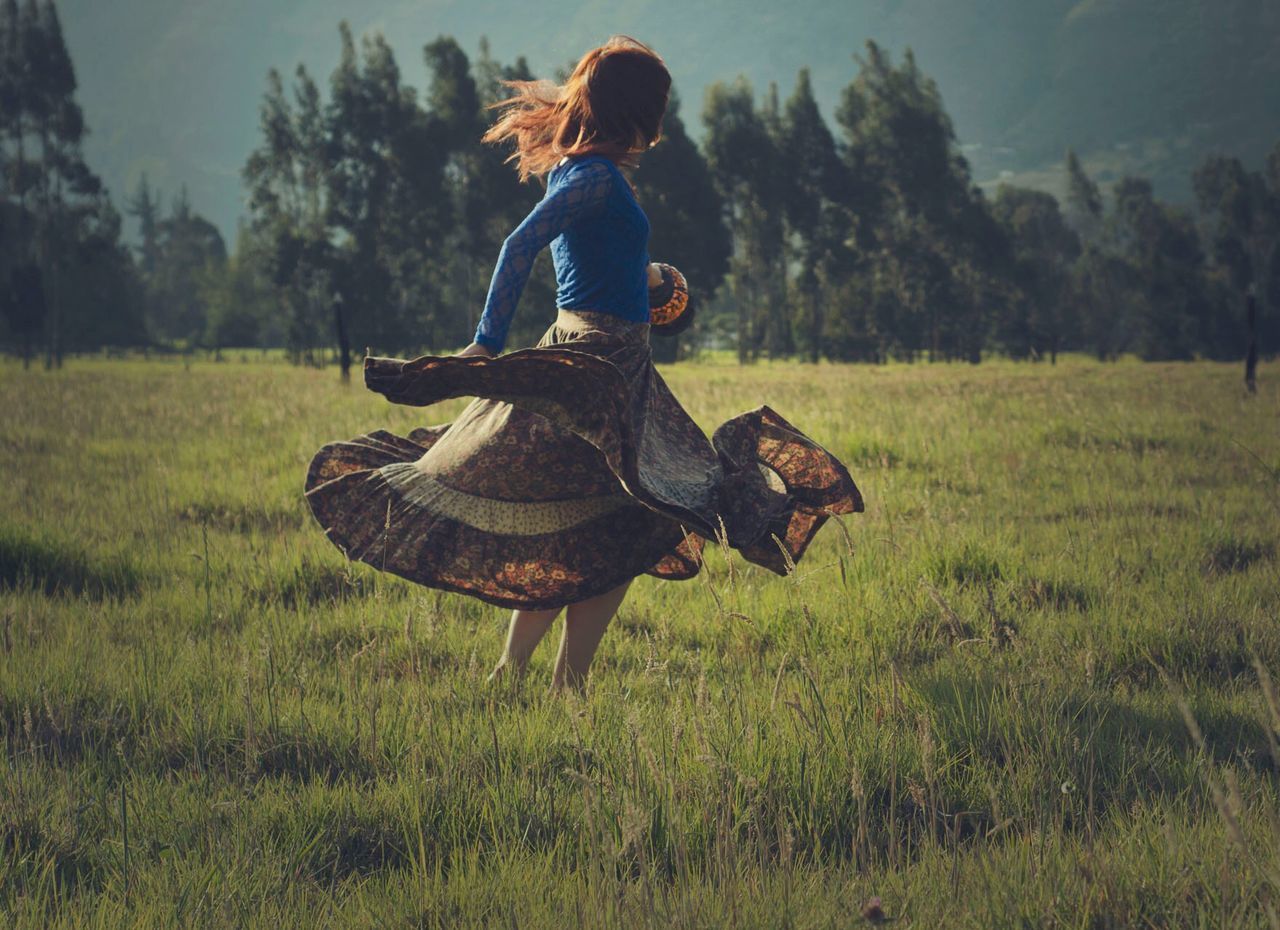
455;341;495;358
647;262;663;288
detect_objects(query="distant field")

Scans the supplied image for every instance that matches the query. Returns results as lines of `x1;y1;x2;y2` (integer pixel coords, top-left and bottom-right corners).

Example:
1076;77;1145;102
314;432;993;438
2;355;1279;928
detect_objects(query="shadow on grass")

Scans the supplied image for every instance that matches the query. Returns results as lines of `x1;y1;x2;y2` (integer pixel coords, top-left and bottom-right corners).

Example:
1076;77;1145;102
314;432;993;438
0;814;99;896
1015;576;1094;612
1;693;379;786
251;558;383;609
296;624;454;677
176;499;305;535
274;806;415;884
1040;501;1195;523
1202;533;1274;575
0;525;141;599
928;543;1004;588
1041;425;1174;456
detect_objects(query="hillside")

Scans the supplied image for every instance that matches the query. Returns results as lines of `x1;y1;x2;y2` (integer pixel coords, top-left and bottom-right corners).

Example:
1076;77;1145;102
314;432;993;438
59;0;1280;238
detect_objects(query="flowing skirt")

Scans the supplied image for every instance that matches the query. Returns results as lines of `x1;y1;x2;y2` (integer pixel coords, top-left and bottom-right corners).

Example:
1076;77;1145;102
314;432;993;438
304;309;863;610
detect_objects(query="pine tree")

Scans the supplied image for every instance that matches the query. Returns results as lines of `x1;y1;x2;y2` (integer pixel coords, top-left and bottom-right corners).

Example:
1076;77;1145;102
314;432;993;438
124;172;160;338
0;0;24;204
1193;153;1280;358
633;91;730;362
834;41;1003;362
326;26;430;357
780;68;842;361
202;227;273;354
244;66;309;360
245;24;462;373
25;0;104;367
1064;148;1103;243
425;39;547;349
125;174;159;277
424;36;492;342
1111;176;1211;361
0;1;142;362
1059;151;1136;359
147;187;227;346
703;77;786;362
991;186;1082;361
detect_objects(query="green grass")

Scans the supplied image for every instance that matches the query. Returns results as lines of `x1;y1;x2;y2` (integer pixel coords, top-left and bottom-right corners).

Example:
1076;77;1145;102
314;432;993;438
1;354;1279;928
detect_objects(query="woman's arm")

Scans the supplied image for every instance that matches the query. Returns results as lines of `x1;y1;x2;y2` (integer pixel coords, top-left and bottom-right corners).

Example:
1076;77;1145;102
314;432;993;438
470;160;615;354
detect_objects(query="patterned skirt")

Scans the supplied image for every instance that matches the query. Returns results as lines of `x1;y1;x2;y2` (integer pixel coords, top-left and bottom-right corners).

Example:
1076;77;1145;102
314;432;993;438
304;310;863;610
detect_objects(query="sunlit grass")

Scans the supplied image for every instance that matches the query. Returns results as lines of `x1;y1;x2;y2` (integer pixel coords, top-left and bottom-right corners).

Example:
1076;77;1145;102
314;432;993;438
1;354;1278;927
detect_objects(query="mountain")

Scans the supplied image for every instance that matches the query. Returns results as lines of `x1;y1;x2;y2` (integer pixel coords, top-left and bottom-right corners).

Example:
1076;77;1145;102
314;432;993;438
59;0;1280;240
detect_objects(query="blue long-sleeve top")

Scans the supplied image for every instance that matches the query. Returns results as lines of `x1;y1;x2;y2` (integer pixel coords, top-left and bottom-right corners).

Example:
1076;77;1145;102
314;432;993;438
473;154;651;353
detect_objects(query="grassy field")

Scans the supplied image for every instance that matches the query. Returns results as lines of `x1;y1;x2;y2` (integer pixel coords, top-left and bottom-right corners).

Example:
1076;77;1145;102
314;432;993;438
2;354;1279;928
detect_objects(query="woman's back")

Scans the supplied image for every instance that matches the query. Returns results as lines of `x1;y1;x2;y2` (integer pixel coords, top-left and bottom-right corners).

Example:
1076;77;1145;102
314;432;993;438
549;155;650;321
474;154;650;353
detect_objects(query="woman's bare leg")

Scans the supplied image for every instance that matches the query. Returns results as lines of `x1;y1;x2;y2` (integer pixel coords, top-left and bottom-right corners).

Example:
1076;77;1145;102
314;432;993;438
551;580;632;692
489;607;561;681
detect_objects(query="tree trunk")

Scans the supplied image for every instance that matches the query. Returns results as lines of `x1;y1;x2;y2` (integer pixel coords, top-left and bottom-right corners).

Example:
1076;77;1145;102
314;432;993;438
1245;291;1258;394
15;121;26;216
42;251;55;371
808;287;820;364
335;298;352;383
651;334;678;364
50;259;61;369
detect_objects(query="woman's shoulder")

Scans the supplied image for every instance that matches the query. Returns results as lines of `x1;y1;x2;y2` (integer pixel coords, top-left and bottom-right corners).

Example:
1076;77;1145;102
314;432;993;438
551;154;619;184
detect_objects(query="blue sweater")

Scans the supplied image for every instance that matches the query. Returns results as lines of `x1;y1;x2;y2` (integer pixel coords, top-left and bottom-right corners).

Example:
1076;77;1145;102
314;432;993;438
473;155;651;353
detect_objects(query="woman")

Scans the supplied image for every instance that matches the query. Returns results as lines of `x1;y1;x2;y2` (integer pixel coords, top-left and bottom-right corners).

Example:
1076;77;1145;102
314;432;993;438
305;36;862;691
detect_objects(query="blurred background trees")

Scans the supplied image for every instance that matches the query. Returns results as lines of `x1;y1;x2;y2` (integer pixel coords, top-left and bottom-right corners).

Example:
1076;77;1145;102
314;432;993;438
0;0;143;367
3;3;1279;372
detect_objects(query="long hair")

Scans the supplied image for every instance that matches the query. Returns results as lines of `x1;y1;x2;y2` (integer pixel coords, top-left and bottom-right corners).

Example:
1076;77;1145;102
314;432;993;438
482;36;671;181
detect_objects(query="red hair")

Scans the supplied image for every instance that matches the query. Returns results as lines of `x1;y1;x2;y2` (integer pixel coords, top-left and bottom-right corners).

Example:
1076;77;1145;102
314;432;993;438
482;36;671;181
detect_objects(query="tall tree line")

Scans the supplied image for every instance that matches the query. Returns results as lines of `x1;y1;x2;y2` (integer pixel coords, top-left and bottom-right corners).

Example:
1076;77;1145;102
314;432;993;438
0;0;142;367
2;13;1277;371
698;42;1280;365
240;28;729;373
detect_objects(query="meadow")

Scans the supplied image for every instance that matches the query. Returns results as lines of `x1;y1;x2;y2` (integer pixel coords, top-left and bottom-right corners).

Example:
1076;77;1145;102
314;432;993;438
2;353;1279;928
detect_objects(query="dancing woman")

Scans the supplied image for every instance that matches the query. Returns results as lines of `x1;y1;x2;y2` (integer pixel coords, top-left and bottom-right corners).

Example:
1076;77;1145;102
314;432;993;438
304;36;862;691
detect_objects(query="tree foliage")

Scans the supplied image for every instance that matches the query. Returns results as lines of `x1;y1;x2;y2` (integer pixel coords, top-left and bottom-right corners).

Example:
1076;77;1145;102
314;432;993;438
0;0;142;366
3;11;1279;373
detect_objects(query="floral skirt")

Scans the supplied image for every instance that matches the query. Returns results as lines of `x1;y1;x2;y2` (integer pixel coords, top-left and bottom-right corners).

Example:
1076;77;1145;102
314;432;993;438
303;310;863;610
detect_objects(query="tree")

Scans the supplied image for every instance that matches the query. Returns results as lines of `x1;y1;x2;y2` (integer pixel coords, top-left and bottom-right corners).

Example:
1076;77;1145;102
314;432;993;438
147;188;227;345
780;68;843;362
0;258;43;367
202;226;274;354
1063;148;1103;243
125;173;160;277
1058;153;1137;360
633;90;729;362
423;36;538;349
1071;243;1138;361
244;63;339;368
0;0;28;211
991;185;1082;361
246;23;481;374
1193;152;1280;359
833;42;1007;363
703;77;787;362
57;195;146;351
1111;177;1212;361
0;0;138;365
